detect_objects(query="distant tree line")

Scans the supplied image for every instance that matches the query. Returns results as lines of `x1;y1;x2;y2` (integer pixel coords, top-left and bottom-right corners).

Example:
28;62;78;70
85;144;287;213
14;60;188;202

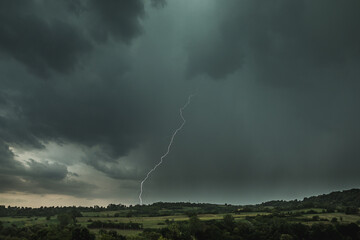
0;202;239;218
0;204;126;217
0;188;358;219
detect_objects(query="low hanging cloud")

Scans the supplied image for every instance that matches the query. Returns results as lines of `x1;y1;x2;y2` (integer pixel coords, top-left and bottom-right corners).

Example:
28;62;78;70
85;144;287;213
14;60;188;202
0;140;94;196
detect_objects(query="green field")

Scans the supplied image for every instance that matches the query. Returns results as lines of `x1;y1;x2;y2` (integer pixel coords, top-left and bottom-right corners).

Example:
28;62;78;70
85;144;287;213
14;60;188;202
0;216;57;227
2;209;359;239
3;211;360;227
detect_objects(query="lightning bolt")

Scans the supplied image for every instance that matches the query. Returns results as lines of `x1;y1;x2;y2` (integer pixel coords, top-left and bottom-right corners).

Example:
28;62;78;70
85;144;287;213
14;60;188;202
139;95;194;205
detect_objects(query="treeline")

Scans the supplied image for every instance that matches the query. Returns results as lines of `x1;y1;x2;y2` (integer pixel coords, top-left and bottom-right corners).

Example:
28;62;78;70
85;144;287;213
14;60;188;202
88;220;142;230
257;188;360;212
0;202;239;217
0;204;126;217
1;188;359;218
0;206;87;218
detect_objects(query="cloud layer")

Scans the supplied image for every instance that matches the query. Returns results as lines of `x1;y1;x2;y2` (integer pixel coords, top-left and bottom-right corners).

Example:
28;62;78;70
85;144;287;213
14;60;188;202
0;0;359;205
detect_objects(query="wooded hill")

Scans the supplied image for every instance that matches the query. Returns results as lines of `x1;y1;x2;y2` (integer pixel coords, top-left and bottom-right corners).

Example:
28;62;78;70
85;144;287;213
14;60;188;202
259;188;360;211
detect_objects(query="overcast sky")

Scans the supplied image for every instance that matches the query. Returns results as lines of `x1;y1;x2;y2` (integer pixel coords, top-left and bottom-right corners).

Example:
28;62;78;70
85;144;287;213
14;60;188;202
1;0;360;207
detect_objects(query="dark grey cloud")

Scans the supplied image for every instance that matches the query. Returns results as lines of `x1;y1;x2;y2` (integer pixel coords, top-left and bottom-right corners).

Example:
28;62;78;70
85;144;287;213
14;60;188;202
83;148;141;180
0;140;94;196
0;0;167;183
63;0;85;15
0;66;155;181
25;159;68;181
151;0;166;8
0;0;91;77
141;0;360;200
0;0;152;77
177;0;360;203
0;115;45;150
88;0;145;43
0;0;360;205
0;140;16;168
187;0;360;84
0;0;171;200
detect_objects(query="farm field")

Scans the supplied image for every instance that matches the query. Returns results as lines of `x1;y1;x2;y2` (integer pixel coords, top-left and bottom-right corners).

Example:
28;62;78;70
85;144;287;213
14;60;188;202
1;209;360;239
2;206;360;225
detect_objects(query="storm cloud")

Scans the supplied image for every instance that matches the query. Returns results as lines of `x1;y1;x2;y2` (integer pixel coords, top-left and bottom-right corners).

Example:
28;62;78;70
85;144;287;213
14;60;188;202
188;0;360;84
0;0;150;77
0;0;359;206
0;139;94;196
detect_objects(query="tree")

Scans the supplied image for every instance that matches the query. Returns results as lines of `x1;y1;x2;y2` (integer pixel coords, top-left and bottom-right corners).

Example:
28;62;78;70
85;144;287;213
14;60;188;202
141;231;161;240
126;211;133;218
344;206;359;215
57;213;72;227
312;215;319;221
189;215;204;236
71;227;95;240
223;214;235;231
280;234;293;240
69;209;82;223
158;237;170;240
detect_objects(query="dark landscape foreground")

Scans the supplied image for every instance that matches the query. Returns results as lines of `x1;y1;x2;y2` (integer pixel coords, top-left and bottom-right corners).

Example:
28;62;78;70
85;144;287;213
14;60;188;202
1;189;359;240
